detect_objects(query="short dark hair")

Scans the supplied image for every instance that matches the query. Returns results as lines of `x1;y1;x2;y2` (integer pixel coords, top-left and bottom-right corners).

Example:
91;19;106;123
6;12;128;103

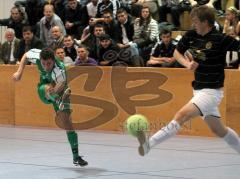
160;28;172;36
64;34;73;40
116;8;127;15
40;48;55;61
22;26;33;33
77;44;89;52
190;5;215;27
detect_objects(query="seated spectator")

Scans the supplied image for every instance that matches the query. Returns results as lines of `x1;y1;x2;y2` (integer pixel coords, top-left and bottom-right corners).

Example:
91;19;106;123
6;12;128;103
50;25;65;50
134;0;159;20
223;6;240;69
147;29;181;67
82;23;106;60
223;6;240;37
0;6;29;39
75;45;98;66
116;8;144;66
0;28;20;64
63;35;78;61
89;9;119;41
55;47;74;66
39;4;66;47
133;5;159;62
16;26;43;63
98;34;130;66
64;0;89;38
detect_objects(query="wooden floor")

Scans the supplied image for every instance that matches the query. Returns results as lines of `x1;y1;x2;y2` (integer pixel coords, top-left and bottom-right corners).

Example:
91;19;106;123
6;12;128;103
0;125;239;179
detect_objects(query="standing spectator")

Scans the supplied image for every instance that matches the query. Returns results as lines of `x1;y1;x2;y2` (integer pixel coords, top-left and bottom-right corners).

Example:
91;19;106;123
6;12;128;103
50;25;65;50
16;26;43;63
55;47;74;66
0;6;29;39
147;29;181;67
75;45;98;66
0;28;20;64
64;0;89;38
39;4;66;47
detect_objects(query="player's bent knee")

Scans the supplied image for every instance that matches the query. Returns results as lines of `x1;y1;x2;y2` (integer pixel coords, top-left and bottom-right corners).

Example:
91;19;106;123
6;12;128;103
38;84;52;104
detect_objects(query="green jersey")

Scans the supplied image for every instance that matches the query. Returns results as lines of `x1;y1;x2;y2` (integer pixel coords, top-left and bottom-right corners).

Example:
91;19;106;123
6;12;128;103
26;49;70;112
26;49;67;85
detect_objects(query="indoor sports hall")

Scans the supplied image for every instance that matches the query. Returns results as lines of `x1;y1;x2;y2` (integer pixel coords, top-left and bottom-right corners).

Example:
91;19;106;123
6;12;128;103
1;66;240;179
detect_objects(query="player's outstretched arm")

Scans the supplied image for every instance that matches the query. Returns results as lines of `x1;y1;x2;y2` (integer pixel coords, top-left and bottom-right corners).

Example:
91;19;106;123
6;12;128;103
12;53;28;81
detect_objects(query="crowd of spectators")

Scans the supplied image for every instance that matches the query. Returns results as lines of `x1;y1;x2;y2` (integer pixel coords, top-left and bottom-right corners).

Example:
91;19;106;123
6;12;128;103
0;0;239;68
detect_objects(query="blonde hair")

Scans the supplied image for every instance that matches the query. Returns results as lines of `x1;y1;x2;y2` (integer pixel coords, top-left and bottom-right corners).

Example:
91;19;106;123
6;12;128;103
227;6;240;16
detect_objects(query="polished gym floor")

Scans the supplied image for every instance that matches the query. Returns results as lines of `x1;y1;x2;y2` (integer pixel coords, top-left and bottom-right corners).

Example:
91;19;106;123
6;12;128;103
0;125;239;179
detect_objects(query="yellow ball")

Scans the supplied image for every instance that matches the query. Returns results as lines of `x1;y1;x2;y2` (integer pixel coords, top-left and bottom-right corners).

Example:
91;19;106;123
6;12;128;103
126;114;149;137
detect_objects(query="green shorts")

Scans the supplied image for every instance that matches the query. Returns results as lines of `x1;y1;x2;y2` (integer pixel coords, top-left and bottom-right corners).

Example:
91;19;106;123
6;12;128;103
37;84;71;113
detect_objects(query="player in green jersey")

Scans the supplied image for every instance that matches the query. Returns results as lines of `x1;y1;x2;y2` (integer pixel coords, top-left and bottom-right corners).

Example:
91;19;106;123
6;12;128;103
13;48;88;167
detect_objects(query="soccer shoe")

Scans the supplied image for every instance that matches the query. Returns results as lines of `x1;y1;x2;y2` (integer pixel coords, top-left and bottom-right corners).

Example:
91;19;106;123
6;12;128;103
137;130;150;156
73;156;88;167
58;88;71;111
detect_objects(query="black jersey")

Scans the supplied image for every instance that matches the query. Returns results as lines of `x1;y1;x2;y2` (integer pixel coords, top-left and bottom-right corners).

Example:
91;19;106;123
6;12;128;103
176;29;240;90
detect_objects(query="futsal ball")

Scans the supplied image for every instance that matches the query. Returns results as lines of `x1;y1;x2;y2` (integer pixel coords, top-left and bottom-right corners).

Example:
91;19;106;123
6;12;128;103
126;114;149;137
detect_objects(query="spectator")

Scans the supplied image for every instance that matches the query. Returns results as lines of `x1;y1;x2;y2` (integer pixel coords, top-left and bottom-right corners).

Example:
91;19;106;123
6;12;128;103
75;45;98;66
134;0;159;20
223;6;240;69
50;25;65;50
223;6;240;37
63;35;78;61
0;28;20;64
55;47;74;66
147;29;181;67
51;0;66;23
0;6;29;39
116;8;144;66
39;4;66;47
82;23;106;60
64;0;89;38
16;26;44;63
133;5;159;62
98;34;129;66
15;0;45;28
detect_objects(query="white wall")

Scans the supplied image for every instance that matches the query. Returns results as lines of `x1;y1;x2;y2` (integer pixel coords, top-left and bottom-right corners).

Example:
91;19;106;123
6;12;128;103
0;0;17;43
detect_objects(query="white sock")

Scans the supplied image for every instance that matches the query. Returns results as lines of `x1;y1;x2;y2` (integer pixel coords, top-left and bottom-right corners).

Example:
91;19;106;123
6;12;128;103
223;127;240;154
149;120;180;148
